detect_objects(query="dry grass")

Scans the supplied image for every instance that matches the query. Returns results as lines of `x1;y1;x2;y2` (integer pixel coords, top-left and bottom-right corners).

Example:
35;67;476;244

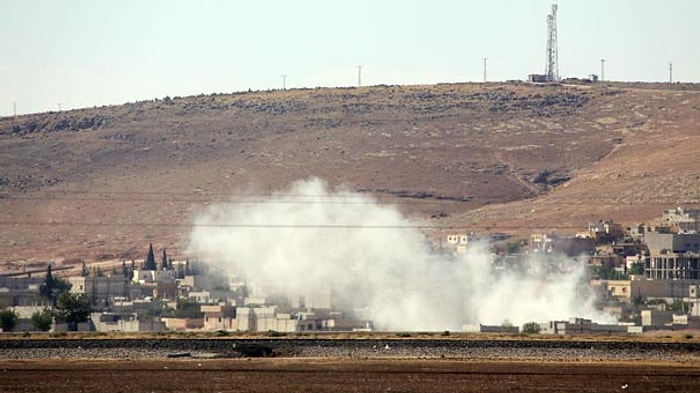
2;330;700;344
0;82;699;263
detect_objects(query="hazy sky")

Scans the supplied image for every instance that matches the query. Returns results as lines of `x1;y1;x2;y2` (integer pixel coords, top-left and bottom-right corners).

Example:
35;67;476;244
1;0;698;116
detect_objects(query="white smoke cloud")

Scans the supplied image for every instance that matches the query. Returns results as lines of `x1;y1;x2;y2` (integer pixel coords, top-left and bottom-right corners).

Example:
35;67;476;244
187;177;612;331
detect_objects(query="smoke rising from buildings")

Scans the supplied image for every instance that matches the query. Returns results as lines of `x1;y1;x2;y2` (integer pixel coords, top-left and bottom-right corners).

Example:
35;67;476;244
188;178;611;331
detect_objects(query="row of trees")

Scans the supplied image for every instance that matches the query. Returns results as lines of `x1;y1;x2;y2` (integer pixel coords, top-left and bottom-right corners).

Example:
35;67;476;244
0;291;90;332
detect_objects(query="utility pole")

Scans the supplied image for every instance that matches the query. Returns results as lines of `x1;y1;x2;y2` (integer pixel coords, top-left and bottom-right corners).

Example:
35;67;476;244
13;101;16;117
482;57;489;83
281;74;287;90
357;65;362;87
58;103;62;112
669;62;673;83
600;59;605;82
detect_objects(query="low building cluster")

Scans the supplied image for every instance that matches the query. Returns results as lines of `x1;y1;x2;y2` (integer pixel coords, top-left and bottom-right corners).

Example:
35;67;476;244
2;208;700;335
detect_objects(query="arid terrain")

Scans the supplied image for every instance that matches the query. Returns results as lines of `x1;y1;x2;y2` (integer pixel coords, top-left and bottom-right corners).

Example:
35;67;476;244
0;81;699;267
1;336;700;393
3;358;700;393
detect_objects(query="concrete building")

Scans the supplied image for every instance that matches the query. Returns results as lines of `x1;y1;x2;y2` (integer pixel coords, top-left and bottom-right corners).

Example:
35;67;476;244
644;232;700;279
444;234;469;255
587;220;624;242
662;207;700;233
202;303;237;331
90;312;166;332
530;233;595;256
67;276;129;307
0;277;44;307
539;318;630;335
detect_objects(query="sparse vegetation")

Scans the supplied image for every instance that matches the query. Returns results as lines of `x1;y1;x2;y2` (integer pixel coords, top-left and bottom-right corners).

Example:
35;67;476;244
55;292;92;331
30;309;53;331
39;265;72;307
522;322;541;334
2;83;699;263
0;308;19;332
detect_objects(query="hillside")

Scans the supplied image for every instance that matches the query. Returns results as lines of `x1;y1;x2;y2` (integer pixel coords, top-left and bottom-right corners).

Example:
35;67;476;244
0;82;699;267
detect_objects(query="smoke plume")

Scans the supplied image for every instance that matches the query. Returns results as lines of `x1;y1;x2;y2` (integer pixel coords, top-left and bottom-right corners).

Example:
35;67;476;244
188;178;611;331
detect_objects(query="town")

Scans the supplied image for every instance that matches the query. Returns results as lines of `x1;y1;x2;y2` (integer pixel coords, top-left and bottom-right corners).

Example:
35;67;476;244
1;206;699;336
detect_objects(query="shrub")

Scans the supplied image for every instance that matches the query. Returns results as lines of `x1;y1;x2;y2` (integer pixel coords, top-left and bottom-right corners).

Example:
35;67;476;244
266;330;286;337
31;308;53;331
522;322;541;334
0;308;19;332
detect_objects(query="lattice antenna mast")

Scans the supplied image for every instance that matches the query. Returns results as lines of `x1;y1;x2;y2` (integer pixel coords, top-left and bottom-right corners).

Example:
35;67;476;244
545;4;559;82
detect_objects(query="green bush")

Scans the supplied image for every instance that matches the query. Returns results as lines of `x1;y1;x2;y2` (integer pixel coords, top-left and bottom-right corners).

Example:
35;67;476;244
266;330;286;337
31;308;53;331
0;308;19;332
522;322;541;334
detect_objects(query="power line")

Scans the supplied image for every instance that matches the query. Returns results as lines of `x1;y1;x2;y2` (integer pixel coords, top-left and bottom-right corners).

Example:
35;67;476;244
0;220;610;230
0;192;696;206
482;57;489;83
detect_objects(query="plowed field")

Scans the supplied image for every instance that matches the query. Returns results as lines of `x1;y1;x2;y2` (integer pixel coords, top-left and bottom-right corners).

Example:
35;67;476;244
2;359;699;393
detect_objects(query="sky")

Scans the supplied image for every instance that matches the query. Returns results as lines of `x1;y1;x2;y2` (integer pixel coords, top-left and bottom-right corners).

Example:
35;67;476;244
1;0;698;116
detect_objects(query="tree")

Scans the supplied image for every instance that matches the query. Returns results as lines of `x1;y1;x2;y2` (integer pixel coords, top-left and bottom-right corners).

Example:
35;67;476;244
143;243;157;270
39;265;72;307
174;298;204;319
161;248;169;271
522;322;542;334
629;261;645;276
0;308;19;332
31;309;53;331
56;292;92;331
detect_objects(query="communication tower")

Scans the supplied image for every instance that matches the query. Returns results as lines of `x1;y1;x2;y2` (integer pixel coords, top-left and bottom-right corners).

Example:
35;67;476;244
545;4;559;82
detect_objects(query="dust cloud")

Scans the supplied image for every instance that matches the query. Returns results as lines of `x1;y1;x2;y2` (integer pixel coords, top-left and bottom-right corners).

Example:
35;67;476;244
187;178;611;331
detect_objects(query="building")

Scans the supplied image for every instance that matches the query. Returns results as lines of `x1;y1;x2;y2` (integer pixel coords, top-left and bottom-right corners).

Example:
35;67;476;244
528;74;548;83
662;207;700;233
539;318;630;335
587;220;624;242
0;277;44;307
202;303;237;331
443;234;468;255
644;232;700;279
91;312;166;332
530;233;595;256
68;276;128;307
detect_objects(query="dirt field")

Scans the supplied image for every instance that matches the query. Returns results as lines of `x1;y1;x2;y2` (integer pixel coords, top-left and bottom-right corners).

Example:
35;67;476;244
1;358;699;393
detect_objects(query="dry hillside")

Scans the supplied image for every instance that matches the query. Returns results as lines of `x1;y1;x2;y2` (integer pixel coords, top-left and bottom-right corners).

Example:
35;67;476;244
0;82;699;268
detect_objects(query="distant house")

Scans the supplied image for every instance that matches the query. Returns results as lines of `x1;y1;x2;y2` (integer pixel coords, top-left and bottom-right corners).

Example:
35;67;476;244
644;232;700;280
443;234;468;255
68;276;128;307
530;233;595;256
539;318;630;335
662;207;700;234
587;220;624;242
91;312;165;332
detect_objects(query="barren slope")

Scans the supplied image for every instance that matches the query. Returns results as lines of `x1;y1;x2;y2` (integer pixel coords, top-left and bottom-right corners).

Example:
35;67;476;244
0;82;698;265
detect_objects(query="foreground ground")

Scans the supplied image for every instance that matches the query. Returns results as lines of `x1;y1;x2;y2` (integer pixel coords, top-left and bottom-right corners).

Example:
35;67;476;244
2;358;700;393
